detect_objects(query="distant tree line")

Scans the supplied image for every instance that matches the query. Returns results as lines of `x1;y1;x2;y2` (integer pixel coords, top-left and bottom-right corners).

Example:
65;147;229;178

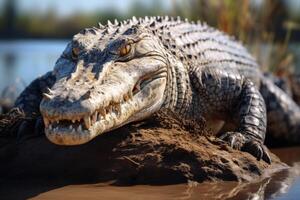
0;0;299;41
0;0;167;39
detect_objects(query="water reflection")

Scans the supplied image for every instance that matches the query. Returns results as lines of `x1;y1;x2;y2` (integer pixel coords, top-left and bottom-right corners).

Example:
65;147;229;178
180;151;300;200
2;154;297;200
5;150;292;200
167;164;299;200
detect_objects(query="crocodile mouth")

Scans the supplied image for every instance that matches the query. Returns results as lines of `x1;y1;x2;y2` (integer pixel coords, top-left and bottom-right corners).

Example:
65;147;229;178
44;91;130;135
43;70;167;145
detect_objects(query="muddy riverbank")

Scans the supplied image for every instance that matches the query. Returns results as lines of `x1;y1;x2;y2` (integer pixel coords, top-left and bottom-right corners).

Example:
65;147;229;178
0;109;287;185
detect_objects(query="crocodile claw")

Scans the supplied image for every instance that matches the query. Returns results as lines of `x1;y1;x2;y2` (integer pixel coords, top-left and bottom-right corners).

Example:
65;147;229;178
219;132;245;150
242;140;272;164
219;132;272;164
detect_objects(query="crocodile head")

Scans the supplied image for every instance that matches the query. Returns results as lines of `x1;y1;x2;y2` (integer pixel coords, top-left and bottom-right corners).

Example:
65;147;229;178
40;19;171;145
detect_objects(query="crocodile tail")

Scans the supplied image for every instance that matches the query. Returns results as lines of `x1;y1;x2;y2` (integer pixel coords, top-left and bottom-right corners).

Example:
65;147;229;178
260;75;300;146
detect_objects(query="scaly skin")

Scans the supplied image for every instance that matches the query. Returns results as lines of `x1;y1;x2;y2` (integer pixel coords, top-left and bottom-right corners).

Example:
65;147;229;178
14;16;300;164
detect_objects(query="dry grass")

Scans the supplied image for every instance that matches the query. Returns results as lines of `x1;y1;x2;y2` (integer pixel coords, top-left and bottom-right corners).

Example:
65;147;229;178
172;0;300;76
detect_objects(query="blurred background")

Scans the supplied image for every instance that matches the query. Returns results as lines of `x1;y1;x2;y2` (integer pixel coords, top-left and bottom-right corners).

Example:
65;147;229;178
0;0;300;111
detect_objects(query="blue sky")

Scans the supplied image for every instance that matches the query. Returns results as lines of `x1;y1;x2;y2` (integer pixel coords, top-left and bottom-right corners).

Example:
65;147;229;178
0;0;172;16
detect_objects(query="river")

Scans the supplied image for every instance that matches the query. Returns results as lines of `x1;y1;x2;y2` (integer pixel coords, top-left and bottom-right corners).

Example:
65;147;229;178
0;40;67;93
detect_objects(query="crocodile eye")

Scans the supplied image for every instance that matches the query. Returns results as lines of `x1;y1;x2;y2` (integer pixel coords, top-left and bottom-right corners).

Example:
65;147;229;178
119;44;131;56
71;47;80;60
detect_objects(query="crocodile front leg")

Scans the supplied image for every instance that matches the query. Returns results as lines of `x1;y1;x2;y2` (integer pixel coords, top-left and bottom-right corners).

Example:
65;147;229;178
190;66;271;164
219;79;271;164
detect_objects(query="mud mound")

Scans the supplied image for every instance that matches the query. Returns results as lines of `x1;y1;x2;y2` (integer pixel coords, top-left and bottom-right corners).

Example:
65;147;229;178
0;109;287;184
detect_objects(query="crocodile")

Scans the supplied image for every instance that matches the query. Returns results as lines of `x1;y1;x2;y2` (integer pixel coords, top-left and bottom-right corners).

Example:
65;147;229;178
13;16;300;164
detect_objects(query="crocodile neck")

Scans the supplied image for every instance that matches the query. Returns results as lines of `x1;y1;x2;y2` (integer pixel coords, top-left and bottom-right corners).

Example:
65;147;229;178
161;53;194;119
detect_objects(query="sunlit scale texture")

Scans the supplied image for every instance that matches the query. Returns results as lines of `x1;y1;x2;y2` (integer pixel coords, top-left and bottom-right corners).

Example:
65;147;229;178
14;16;300;164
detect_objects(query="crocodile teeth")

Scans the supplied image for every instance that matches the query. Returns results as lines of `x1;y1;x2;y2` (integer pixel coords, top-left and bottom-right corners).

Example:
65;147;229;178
135;82;141;91
116;104;121;115
128;91;133;99
106;105;112;113
97;111;102;121
43;118;49;128
42;93;52;100
124;94;129;101
46;87;54;95
99;109;106;116
84;116;91;129
92;112;97;123
78;125;82;132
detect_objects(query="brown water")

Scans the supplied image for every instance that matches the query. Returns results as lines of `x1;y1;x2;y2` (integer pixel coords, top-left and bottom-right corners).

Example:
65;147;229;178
0;147;299;200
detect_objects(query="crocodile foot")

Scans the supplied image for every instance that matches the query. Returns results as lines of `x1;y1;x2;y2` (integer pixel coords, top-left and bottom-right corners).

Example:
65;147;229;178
16;117;44;141
219;132;272;164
